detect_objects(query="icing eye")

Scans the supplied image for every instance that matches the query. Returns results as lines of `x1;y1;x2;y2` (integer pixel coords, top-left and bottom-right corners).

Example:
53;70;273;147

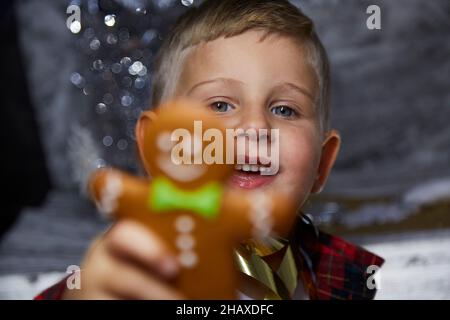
157;131;173;152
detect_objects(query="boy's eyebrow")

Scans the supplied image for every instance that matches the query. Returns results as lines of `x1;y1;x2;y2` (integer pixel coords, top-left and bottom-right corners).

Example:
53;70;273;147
187;78;314;102
187;77;244;95
272;82;315;102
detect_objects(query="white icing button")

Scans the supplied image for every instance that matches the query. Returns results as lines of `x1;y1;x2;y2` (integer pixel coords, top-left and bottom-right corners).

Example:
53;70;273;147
178;250;198;268
175;215;195;233
176;234;195;250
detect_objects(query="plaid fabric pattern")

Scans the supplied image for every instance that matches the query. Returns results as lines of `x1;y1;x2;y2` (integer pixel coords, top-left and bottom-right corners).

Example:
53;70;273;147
35;214;384;300
290;214;384;300
34;276;68;300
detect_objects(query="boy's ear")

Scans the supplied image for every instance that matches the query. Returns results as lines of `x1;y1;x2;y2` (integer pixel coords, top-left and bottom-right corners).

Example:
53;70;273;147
135;110;157;171
311;130;341;194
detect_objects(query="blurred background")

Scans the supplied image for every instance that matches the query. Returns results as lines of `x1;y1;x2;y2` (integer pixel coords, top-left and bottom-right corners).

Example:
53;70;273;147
0;0;449;299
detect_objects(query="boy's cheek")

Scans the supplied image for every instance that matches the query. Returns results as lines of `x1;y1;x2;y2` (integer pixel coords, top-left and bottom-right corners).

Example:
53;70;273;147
277;133;321;194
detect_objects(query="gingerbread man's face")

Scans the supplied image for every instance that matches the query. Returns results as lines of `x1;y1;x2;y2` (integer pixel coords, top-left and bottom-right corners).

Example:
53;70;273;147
136;100;234;189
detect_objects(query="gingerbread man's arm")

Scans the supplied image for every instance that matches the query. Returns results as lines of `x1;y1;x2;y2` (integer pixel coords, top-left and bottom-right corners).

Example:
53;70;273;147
221;189;297;242
89;168;150;221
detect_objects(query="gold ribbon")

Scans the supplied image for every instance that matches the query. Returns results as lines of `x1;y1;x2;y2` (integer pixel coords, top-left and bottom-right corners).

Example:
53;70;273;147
234;237;299;300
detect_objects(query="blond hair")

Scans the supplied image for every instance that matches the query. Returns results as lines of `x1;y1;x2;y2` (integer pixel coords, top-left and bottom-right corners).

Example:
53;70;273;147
151;0;330;131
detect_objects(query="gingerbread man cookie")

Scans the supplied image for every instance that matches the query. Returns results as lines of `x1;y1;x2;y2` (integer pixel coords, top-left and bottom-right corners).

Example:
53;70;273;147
89;100;296;299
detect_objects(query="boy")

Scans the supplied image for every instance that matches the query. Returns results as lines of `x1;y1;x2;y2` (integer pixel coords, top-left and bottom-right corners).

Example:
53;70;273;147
36;0;383;300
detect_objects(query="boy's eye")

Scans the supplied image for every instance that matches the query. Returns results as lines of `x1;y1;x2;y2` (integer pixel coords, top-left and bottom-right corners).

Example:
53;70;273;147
270;105;297;118
209;101;234;113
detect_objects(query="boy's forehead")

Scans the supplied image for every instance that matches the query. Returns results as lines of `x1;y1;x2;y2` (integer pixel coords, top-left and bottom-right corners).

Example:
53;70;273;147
177;30;318;98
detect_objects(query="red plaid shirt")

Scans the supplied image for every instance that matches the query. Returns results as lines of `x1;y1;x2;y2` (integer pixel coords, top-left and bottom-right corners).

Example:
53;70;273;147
35;214;384;300
289;215;384;300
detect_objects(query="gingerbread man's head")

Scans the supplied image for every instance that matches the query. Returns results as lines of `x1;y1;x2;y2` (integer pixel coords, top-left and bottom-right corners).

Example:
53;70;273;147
136;100;234;189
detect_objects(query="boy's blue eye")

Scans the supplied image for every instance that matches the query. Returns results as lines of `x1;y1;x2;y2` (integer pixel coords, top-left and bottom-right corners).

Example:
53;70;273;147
210;101;234;113
270;105;297;118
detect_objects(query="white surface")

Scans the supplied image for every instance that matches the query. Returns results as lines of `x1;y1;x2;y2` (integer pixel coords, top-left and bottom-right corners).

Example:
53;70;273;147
0;272;65;300
403;178;450;206
365;229;450;300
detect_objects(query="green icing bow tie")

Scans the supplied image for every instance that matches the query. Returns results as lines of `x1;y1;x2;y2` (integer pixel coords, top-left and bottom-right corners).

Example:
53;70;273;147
149;177;223;219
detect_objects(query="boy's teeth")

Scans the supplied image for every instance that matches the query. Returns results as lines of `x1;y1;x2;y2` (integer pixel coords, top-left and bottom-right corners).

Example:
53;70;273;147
234;164;272;175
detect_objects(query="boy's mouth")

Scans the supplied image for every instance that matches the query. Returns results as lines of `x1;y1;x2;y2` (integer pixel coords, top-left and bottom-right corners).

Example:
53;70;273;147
229;165;277;189
228;155;278;189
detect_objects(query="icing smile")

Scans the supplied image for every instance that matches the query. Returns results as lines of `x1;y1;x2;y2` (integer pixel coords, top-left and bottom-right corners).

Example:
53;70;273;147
158;156;206;182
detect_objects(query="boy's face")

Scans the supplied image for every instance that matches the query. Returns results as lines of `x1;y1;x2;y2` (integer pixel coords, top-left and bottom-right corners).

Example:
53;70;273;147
171;30;339;209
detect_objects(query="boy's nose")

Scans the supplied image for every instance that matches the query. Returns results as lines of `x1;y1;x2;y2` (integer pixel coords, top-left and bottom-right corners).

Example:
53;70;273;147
236;104;272;133
230;106;276;165
231;105;275;148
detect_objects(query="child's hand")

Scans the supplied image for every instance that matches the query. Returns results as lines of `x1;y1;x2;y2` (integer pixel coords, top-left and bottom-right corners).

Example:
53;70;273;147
62;219;184;299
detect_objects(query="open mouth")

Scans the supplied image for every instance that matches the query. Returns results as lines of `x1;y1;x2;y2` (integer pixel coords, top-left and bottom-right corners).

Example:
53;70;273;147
234;164;273;175
229;163;278;189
